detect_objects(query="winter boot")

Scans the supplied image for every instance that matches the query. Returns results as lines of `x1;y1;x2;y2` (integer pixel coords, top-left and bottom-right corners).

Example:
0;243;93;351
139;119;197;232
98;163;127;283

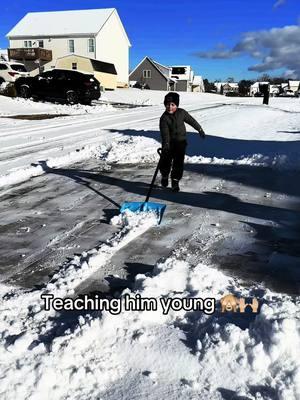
171;179;180;192
161;176;169;187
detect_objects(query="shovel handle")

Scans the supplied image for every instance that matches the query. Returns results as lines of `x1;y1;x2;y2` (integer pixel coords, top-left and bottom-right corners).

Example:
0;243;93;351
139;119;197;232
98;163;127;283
145;148;162;203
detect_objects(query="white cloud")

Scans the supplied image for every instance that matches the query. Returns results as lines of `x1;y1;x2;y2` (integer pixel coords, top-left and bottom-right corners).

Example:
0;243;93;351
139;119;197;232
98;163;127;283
273;0;286;9
193;25;300;78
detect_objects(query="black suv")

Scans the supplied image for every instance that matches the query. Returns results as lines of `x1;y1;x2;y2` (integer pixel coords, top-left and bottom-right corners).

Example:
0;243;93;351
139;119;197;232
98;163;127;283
15;69;101;104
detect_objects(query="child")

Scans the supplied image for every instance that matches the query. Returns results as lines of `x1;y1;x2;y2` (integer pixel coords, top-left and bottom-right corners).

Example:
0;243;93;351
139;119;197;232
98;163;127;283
159;92;205;192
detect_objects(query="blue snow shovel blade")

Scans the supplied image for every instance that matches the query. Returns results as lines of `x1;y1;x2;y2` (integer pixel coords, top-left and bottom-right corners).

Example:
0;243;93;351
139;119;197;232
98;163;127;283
120;201;166;224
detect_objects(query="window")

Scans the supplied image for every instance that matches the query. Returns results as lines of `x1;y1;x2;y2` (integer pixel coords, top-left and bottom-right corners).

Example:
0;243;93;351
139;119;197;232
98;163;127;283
24;40;32;48
11;64;27;72
171;67;186;75
38;40;44;48
68;39;75;53
72;63;77;70
88;38;95;53
0;63;8;70
143;70;151;78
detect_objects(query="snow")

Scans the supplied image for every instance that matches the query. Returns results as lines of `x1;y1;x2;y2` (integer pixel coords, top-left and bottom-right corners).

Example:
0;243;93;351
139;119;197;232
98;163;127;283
0;88;300;399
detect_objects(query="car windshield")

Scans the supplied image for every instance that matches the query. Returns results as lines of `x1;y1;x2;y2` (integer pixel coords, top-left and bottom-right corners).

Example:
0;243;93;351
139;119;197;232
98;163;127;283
11;64;27;72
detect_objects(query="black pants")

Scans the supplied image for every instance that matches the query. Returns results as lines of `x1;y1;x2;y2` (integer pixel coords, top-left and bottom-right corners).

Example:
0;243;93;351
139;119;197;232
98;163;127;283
159;140;187;181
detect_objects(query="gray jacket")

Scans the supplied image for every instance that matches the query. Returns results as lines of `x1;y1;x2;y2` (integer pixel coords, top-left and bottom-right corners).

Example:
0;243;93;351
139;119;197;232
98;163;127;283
159;108;204;148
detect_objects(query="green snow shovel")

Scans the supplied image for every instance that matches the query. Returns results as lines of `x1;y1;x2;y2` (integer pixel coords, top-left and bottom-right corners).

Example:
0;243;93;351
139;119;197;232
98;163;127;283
120;148;166;224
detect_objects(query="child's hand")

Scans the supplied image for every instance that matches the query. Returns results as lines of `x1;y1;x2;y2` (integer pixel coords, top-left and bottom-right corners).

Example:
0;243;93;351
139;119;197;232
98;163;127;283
198;129;206;139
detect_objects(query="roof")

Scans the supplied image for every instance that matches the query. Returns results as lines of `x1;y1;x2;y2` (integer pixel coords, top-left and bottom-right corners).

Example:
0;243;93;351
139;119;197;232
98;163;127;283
149;58;170;78
130;56;171;81
91;59;117;75
6;8;124;38
289;80;300;86
56;54;117;74
251;81;269;88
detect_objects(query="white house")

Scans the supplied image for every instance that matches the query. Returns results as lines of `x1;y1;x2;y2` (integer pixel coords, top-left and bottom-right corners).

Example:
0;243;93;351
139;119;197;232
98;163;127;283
288;80;300;93
215;82;239;95
170;65;195;92
250;82;269;96
192;75;205;92
6;8;131;87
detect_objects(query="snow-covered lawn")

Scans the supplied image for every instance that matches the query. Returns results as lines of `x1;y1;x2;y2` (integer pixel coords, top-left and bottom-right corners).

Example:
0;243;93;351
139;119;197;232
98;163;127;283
0;89;299;399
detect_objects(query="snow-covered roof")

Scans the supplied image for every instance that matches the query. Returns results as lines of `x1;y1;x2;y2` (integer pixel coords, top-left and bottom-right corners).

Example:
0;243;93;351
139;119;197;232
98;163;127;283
289;80;300;85
250;81;269;88
215;82;238;89
7;8;117;37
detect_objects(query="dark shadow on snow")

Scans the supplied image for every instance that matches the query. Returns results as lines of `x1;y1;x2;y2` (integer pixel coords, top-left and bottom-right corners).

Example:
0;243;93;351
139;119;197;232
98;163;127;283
31;161;300;296
108;127;300;161
31;161;121;208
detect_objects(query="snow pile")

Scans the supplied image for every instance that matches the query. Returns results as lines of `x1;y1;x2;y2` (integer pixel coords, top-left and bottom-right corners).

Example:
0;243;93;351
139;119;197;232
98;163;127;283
102;136;159;164
0;146;101;189
186;152;300;170
0;95;113;116
110;208;159;228
1;241;299;399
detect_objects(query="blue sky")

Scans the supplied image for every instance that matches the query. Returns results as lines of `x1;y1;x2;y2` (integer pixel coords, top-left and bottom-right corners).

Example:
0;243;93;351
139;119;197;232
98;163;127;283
1;0;300;81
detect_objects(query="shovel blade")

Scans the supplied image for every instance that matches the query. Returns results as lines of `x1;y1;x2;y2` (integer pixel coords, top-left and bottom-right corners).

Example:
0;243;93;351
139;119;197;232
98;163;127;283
120;201;166;224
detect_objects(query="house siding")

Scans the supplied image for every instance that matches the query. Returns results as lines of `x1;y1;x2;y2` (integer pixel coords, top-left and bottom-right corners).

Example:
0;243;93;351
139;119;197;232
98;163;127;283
96;12;129;87
175;80;188;92
129;58;168;90
9;36;96;75
8;10;130;85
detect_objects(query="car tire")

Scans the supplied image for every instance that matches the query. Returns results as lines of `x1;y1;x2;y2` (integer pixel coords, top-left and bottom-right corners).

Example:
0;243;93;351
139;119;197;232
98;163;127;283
66;90;79;105
0;78;5;85
19;85;31;99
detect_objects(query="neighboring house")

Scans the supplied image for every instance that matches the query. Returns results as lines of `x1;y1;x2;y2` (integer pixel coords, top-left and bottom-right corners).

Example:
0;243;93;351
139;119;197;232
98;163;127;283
250;82;269;96
170;65;194;92
192;75;205;92
129;56;175;91
288;80;300;93
56;55;117;90
6;8;131;87
269;84;281;96
215;82;239;95
130;57;204;92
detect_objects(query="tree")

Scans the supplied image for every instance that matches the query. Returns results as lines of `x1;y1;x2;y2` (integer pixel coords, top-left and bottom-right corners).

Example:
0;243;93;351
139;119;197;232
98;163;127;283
238;80;253;96
226;77;235;83
258;73;271;82
203;79;217;92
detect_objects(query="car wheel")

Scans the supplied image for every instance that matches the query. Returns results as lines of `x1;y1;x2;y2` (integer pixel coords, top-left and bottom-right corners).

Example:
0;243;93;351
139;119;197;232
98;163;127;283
66;90;79;105
19;85;31;99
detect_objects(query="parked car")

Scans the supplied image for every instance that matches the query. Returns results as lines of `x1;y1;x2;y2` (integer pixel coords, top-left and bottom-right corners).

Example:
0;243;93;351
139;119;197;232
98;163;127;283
225;91;240;97
15;69;101;104
0;61;29;84
280;90;297;97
